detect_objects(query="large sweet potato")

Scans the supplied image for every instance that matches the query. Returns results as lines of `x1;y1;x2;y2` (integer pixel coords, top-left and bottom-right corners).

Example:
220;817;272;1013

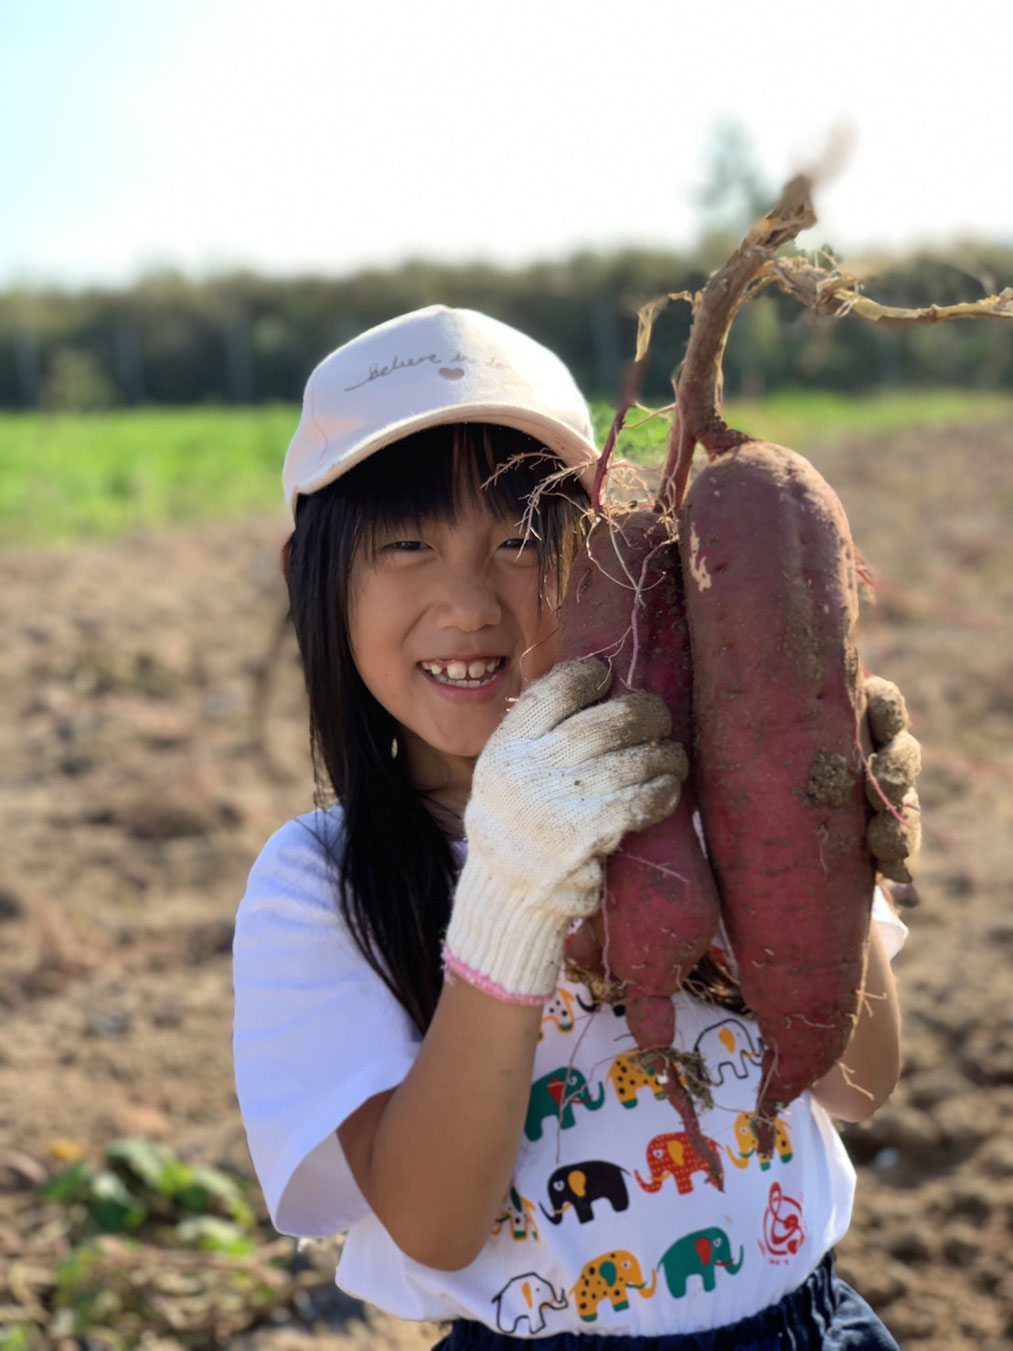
677;441;875;1151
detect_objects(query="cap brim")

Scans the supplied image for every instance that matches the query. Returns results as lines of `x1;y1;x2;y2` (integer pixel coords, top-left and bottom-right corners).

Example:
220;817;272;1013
288;403;600;515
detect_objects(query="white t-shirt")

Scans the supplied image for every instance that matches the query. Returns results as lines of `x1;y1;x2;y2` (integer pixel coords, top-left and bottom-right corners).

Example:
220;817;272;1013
232;807;907;1337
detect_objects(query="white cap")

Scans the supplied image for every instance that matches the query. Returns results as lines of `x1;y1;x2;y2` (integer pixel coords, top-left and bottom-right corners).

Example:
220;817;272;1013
282;305;599;517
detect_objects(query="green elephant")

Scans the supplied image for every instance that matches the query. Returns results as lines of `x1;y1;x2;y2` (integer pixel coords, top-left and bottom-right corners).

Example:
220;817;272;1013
658;1227;744;1298
525;1066;606;1141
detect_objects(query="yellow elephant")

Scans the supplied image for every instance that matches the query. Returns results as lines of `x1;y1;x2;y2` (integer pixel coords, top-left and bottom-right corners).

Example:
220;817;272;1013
606;1051;669;1109
491;1185;539;1241
571;1249;657;1322
726;1111;793;1170
539;989;578;1040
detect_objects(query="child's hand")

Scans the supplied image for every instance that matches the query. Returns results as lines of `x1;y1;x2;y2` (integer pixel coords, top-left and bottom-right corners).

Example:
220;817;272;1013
864;674;922;883
443;657;687;1003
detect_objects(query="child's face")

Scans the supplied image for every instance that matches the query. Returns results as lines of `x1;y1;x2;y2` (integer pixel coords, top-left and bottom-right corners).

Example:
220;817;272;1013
347;496;559;779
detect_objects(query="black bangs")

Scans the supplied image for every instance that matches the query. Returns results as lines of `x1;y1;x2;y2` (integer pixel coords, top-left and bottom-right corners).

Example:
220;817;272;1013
336;423;586;570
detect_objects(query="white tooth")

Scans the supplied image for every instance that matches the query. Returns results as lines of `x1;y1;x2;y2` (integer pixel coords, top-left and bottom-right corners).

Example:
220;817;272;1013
467;661;487;679
484;659;500;674
446;661;468;680
422;662;441;674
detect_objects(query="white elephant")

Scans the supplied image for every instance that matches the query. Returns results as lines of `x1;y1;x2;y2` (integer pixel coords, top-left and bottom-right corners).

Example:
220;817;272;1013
492;1271;568;1333
693;1017;760;1087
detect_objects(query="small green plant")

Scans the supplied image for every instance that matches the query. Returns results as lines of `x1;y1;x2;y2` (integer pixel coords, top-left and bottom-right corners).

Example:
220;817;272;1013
42;1137;257;1252
5;1139;315;1346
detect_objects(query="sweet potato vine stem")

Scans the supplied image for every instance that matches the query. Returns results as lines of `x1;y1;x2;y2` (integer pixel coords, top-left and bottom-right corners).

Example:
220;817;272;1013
659;175;817;512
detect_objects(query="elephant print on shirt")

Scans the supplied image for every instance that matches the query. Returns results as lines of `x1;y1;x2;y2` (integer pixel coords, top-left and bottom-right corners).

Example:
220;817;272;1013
635;1131;722;1196
539;989;578;1040
607;1051;669;1109
571;1249;657;1322
491;1185;539;1241
727;1111;793;1171
657;1227;744;1298
693;1017;760;1088
541;1160;629;1226
525;1066;606;1141
492;1272;567;1334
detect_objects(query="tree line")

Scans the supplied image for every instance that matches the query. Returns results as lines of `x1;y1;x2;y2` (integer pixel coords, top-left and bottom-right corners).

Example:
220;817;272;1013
1;243;1011;411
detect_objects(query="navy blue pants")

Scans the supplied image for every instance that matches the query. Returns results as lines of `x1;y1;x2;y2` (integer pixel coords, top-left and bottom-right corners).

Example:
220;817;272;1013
432;1253;899;1350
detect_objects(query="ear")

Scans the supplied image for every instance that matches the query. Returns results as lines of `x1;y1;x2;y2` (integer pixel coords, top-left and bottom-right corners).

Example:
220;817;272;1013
567;1168;587;1199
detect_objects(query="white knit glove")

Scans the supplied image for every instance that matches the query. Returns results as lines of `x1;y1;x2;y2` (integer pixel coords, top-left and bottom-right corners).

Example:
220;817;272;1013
443;657;687;1004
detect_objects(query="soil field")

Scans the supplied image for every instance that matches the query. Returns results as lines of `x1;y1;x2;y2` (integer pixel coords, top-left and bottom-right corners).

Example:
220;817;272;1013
1;420;1011;1349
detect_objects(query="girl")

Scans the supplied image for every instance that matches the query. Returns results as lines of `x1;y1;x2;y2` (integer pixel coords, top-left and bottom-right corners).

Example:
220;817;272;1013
233;305;915;1349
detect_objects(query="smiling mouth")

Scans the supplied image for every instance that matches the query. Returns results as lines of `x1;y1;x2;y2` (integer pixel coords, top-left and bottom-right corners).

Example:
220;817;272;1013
419;657;506;687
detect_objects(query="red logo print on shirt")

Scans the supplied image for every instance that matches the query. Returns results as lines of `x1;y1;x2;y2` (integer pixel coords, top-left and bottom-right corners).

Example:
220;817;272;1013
759;1182;804;1263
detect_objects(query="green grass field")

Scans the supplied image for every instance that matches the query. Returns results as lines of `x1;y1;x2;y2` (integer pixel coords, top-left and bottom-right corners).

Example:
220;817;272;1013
0;405;298;549
2;389;1011;549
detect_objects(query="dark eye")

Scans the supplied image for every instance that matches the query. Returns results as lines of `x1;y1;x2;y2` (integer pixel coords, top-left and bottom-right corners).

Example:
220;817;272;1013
383;539;426;553
500;536;534;555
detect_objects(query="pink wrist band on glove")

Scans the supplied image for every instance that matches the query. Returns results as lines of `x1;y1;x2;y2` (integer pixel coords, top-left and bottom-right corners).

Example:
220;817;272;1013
441;944;549;1007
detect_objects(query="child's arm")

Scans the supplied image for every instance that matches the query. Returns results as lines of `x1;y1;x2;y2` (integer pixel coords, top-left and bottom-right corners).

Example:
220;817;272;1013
338;980;544;1270
808;920;901;1121
339;657;685;1271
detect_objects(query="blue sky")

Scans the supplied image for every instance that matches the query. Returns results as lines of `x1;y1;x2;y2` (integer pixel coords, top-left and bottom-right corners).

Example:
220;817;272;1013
3;0;1011;288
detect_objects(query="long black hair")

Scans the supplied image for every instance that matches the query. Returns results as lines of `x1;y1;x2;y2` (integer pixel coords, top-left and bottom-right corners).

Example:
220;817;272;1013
283;423;589;1033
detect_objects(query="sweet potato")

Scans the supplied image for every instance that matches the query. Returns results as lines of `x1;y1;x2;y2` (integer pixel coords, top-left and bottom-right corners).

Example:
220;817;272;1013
676;441;875;1151
558;508;723;1177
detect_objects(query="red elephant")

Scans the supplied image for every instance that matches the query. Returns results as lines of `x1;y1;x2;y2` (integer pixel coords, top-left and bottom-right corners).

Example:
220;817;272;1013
635;1131;722;1196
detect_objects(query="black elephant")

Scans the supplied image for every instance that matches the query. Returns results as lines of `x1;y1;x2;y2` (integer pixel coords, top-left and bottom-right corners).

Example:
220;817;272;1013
540;1159;630;1225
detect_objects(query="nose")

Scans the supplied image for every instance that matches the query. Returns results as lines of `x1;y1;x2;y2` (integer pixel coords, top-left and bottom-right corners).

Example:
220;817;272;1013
433;565;502;633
